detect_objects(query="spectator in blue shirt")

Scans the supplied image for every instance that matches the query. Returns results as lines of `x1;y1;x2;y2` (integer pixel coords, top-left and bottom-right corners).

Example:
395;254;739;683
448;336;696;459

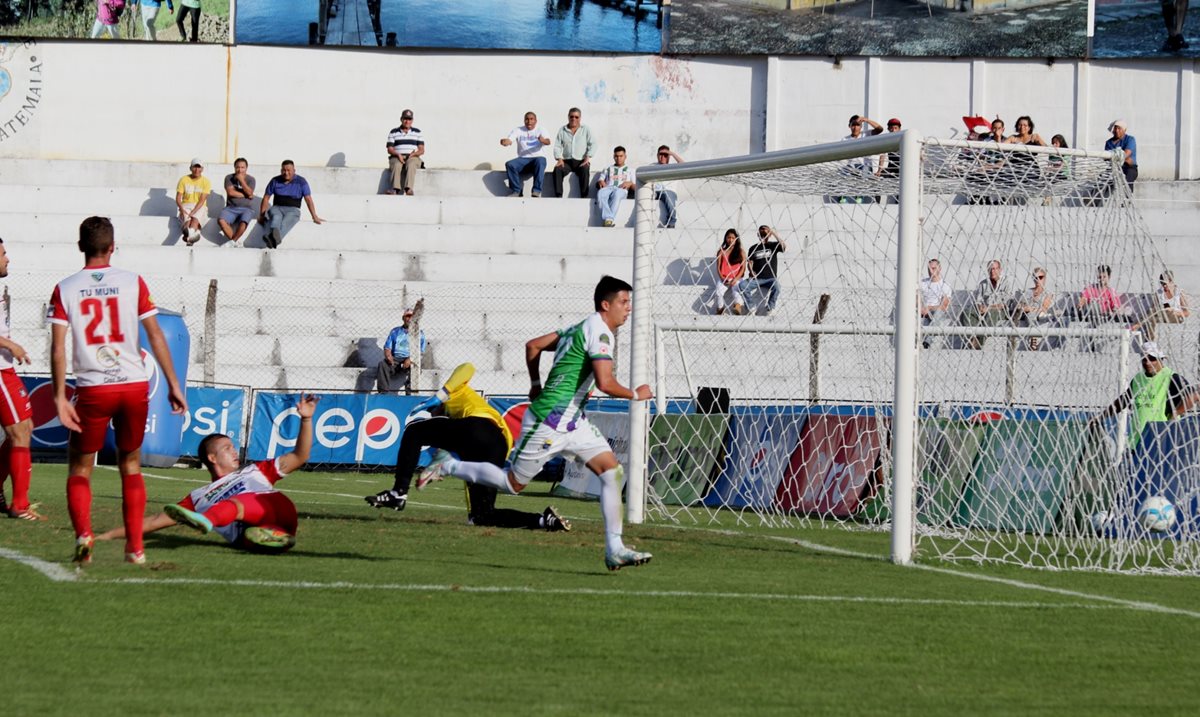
258;160;323;249
377;308;428;395
1104;119;1138;192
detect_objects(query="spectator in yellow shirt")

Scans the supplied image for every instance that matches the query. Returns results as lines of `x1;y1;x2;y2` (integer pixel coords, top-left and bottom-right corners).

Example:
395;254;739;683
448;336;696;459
175;157;212;246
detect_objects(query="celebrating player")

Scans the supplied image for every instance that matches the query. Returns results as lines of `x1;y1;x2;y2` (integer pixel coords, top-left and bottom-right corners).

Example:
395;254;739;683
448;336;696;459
0;239;42;521
417;275;653;571
98;394;318;554
365;362;570;532
48;216;187;565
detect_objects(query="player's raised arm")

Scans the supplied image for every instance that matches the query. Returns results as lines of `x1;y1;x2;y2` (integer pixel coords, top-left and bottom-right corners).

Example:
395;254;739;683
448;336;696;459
525;331;559;401
278;394;318;475
141;314;187;415
592;358;652;401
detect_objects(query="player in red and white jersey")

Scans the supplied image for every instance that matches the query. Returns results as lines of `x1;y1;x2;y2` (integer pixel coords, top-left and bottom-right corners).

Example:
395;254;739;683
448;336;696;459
97;394;316;553
0;239;42;522
48;217;187;566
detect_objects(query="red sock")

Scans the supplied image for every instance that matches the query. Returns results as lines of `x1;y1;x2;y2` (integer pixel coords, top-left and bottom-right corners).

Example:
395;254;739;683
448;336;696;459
203;500;239;528
8;446;31;512
121;473;146;555
66;475;92;538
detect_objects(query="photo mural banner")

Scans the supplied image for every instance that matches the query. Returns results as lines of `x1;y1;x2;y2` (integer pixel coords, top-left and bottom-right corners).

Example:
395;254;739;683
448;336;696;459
0;0;230;43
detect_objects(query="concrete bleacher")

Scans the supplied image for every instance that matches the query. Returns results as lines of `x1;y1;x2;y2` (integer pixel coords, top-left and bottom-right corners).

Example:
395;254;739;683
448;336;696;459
2;158;1198;400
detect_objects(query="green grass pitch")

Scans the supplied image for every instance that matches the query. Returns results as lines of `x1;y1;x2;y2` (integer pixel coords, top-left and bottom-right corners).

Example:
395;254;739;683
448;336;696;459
2;463;1200;715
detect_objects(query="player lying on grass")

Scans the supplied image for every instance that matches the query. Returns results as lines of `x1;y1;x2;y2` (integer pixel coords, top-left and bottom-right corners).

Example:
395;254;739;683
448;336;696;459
97;395;318;554
366;362;570;532
414;275;653;571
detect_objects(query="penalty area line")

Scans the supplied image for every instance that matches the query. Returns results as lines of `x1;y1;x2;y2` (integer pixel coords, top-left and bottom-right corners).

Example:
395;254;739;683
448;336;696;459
0;546;79;582
96;576;1127;611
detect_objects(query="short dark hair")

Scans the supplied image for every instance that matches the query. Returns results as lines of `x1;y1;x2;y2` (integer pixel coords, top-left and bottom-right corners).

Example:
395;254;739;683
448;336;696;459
594;275;632;312
78;216;114;257
281;159;295;168
234;157;248;166
197;433;230;473
658;145;670;153
1097;264;1111;276
568;107;582;116
613;146;626;154
849;114;861;126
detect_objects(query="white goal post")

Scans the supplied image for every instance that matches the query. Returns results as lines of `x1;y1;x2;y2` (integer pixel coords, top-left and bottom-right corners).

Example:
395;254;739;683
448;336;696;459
623;132;1177;573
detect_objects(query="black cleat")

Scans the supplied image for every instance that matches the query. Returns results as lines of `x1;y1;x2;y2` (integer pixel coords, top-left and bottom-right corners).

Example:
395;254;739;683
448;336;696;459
542;506;571;532
365;490;407;512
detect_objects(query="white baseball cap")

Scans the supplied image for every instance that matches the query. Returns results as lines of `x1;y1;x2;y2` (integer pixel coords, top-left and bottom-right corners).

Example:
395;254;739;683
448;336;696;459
1142;341;1167;359
190;157;204;168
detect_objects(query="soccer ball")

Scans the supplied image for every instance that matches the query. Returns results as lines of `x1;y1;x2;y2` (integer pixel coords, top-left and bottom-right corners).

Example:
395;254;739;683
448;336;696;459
1137;496;1176;533
1090;510;1112;534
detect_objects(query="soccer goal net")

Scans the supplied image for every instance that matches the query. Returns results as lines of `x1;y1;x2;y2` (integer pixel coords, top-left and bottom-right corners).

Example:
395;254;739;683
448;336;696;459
627;133;1200;575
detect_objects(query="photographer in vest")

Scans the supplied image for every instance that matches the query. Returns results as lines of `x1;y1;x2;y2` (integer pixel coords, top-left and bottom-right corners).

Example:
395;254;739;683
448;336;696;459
1090;341;1200;448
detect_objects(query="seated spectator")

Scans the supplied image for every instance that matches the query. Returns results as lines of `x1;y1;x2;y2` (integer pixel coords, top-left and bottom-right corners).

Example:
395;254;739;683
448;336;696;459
711;229;746;316
259;160;323;249
553;107;596;199
596;146;635;228
501;111;551;197
1132;270;1191;341
217;157;256;246
742;225;786;316
1017;267;1055;350
376;308;428;395
386;109;425;196
654;145;683;228
919;258;952;348
961;259;1015;349
175;158;210;246
1104;120;1138;193
1077;264;1122;321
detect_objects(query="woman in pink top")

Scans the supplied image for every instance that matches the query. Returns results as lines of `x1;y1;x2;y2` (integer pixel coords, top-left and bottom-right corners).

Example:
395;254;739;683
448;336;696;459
712;228;746;315
90;0;124;39
1078;264;1122;319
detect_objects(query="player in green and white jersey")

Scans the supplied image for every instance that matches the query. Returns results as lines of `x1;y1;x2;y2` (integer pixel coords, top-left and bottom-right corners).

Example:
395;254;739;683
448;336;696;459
416;275;654;571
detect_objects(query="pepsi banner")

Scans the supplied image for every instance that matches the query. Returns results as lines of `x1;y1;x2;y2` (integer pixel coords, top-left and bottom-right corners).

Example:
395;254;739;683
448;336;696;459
181;387;248;457
247;391;426;466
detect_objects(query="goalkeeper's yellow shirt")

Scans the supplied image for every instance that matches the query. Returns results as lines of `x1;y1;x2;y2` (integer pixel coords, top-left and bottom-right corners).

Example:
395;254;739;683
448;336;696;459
443;385;514;453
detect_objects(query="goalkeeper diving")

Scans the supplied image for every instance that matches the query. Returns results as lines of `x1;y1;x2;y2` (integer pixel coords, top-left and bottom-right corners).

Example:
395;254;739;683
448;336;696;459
365;362;570;532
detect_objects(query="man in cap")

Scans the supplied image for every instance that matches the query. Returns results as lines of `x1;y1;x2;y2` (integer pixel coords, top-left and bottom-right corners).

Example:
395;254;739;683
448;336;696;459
1104;120;1138;192
1090;341;1200;449
386;109;425;196
377;308;427;395
175;158;211;246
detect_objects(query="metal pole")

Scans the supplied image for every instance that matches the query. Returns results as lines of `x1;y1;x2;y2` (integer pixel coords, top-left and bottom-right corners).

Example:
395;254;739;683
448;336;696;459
204;279;218;386
627;183;656;524
891;130;922;566
654;325;666;416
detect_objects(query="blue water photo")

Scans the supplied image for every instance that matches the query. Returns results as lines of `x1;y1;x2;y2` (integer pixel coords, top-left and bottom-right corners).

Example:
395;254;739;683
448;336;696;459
236;0;662;52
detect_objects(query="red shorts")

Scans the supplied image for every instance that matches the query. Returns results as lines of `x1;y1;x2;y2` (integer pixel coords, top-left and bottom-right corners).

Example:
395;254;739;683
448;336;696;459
71;382;149;454
0;369;32;427
234;492;298;535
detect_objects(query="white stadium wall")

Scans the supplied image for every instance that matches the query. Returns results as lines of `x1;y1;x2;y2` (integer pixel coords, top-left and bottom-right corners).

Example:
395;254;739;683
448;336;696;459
1;41;1199;180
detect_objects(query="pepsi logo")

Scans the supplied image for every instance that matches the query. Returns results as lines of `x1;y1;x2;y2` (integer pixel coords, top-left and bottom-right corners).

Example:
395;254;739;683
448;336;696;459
27;378;75;447
138;348;162;399
501;401;530;439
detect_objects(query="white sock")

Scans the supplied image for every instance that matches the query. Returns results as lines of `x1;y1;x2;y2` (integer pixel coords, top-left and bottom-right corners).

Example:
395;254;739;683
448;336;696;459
598;468;624;554
445;458;516;495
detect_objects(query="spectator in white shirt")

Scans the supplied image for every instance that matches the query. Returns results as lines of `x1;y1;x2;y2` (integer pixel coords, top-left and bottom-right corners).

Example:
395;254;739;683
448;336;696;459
919;258;953;348
500;111;552;198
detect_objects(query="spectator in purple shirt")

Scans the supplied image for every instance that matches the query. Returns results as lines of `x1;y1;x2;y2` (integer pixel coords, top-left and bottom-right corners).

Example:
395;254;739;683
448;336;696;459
258;160;323;249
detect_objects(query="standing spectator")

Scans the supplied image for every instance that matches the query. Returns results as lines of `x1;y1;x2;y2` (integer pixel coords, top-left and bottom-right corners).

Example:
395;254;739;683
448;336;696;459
1132;270;1191;341
175;158;210;246
1105;120;1138;192
259;160;323;249
376;308;427;395
132;0;172;40
1090;341;1199;450
918;258;952;348
711;229;746;316
1161;0;1190;52
217;157;256;246
962;259;1016;350
1077;264;1123;322
500;111;551;197
842;114;884;174
48;217;188;564
596;146;635;228
654;145;683;228
1047;135;1071;181
386;109;425;196
1005;115;1046;198
0;240;41;521
90;0;123;39
742;225;787;316
1018;267;1055;350
552;107;596;199
176;0;200;42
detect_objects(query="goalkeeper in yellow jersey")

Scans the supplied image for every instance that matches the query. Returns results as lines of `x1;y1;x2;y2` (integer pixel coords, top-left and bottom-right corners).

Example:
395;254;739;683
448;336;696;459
364;362;570;532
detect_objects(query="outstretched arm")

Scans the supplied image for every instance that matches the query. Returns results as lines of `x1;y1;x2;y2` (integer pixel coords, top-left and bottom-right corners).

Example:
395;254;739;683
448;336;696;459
142;315;187;416
278;394;318;475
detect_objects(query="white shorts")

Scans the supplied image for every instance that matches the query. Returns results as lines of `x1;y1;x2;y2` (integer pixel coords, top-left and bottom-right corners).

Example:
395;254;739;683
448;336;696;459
509;411;612;485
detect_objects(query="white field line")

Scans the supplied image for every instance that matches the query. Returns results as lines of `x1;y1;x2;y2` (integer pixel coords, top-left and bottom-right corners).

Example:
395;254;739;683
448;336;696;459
74;467;1200;619
98;576;1128;611
0;546;78;582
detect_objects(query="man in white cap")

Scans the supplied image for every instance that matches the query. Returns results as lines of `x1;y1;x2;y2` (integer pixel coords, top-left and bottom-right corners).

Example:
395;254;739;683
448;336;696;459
1091;341;1200;449
175;158;211;246
376;307;427;395
1104;120;1138;192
